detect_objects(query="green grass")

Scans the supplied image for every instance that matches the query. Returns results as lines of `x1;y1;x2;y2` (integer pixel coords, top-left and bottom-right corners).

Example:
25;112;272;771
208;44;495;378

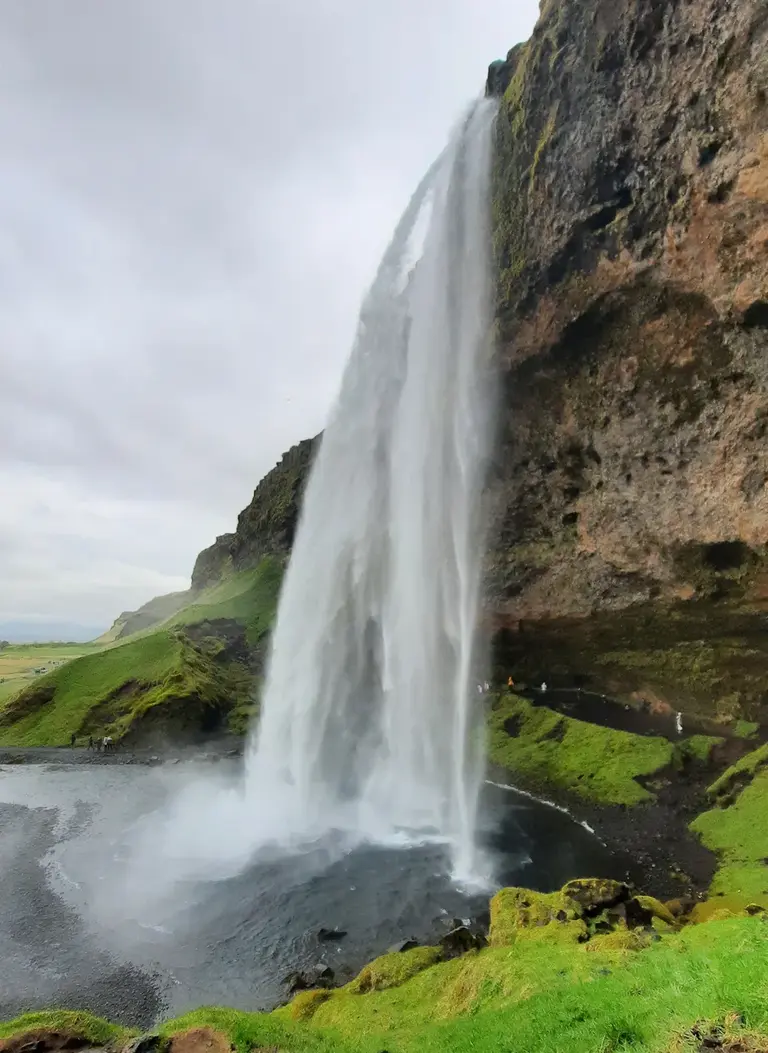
0;629;250;746
691;767;768;906
674;734;724;765
6;917;768;1052
0;642;100;705
706;742;768;800
0;1010;129;1044
0;560;283;745
0;632;180;745
150;916;768;1052
734;719;760;739
489;693;674;805
167;558;283;646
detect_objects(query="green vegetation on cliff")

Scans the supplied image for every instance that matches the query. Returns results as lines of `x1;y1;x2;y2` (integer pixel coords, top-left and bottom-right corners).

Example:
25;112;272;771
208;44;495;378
167;558;282;646
0;559;283;746
488;693;673;805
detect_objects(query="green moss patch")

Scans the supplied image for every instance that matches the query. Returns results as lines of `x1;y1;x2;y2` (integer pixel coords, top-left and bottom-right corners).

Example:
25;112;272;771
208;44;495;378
692;766;768;907
488;693;673;805
706;743;768;801
674;734;724;766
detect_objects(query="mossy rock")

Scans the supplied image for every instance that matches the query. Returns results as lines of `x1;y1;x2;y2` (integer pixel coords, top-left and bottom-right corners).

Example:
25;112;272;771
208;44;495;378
489;886;586;946
286;989;332;1022
561;879;628;912
346;946;443;993
631;895;678;928
489;880;674;948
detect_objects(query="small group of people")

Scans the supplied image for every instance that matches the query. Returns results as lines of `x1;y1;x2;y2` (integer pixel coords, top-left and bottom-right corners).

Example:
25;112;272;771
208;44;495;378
473;676;549;695
78;734;116;752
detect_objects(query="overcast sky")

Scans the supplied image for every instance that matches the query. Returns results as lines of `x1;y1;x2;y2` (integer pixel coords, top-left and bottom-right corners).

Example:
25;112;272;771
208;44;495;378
0;0;538;637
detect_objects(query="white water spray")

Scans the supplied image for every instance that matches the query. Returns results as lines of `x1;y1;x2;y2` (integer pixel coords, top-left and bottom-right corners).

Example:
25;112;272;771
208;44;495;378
246;98;498;879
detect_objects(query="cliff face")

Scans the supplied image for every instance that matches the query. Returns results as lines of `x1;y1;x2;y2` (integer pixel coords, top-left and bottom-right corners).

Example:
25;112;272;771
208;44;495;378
485;0;768;623
191;437;318;590
180;0;768;722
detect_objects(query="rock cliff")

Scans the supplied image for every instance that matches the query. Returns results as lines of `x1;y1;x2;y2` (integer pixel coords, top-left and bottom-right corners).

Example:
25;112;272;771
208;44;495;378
484;0;768;721
191;436;318;590
179;0;768;724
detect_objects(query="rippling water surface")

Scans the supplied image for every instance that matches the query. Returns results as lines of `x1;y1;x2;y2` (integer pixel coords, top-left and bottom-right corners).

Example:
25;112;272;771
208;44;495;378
0;761;628;1025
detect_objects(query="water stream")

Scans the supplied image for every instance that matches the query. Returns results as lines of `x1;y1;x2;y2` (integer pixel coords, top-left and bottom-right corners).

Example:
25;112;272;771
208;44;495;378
246;98;499;880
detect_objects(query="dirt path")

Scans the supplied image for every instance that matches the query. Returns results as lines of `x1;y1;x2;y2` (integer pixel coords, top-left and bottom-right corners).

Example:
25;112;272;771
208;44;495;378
0;739;244;767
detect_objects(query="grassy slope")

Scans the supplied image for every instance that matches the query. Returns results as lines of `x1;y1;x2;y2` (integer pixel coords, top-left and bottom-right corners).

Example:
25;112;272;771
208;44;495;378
0;632;184;745
5;916;768;1053
166;557;282;645
691;743;768;906
0;559;283;745
0;642;99;703
489;693;674;805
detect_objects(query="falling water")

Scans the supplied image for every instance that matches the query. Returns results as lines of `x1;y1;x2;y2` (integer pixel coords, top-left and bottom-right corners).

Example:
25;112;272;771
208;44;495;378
246;98;498;879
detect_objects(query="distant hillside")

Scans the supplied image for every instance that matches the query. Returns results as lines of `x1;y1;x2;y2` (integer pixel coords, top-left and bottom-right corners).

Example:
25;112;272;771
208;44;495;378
98;591;193;643
0;621;105;644
0;438;318;746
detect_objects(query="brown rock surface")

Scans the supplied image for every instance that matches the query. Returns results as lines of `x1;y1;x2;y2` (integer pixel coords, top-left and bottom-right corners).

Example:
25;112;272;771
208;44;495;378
485;0;768;718
167;1029;233;1053
487;0;768;619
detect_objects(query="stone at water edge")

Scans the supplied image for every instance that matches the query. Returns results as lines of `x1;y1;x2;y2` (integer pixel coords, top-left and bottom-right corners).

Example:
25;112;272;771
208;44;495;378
317;927;348;943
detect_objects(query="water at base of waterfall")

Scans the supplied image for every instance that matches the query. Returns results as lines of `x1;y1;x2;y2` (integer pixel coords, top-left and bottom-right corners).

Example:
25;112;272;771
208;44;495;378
245;98;499;881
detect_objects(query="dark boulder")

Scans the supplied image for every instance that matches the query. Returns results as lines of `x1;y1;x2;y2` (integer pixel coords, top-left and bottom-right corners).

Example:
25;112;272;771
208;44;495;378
317;927;347;943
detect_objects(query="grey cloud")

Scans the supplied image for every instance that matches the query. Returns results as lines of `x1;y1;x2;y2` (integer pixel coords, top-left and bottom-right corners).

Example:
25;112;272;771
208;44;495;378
0;0;538;630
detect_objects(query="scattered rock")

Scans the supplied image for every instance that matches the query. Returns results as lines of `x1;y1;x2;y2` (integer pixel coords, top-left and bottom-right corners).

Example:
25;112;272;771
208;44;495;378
440;926;486;957
282;963;335;993
123;1037;167;1053
317;927;347;943
626;895;678;928
665;896;696;918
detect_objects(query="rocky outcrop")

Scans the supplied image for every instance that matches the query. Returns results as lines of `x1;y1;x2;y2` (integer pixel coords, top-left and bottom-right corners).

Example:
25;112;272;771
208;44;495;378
191;437;318;590
484;0;768;721
485;0;768;619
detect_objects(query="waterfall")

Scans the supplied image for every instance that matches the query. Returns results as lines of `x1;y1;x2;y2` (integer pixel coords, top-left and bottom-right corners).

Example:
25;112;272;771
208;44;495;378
246;97;498;880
